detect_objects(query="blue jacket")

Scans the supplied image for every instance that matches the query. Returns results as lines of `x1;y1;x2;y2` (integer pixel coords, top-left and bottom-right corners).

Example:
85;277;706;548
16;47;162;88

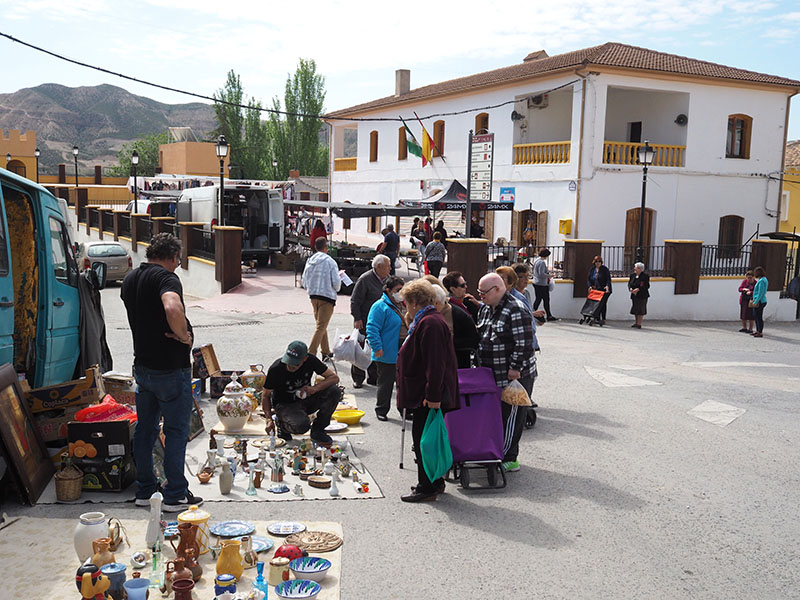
366;293;404;364
752;276;768;305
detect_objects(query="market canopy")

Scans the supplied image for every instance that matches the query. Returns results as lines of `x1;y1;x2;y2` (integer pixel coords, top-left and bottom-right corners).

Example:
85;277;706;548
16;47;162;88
284;199;430;218
401;180;514;211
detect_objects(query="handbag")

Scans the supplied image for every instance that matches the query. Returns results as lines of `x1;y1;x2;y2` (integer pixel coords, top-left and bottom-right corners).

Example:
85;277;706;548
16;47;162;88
748;300;756;308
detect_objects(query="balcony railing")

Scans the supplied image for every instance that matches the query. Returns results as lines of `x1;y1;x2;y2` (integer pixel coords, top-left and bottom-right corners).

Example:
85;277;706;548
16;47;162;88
603;141;685;167
513;142;570;165
334;157;357;172
487;245;569;279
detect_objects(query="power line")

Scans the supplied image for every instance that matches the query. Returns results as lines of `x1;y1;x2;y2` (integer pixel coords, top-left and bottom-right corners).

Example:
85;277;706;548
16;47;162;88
0;30;578;123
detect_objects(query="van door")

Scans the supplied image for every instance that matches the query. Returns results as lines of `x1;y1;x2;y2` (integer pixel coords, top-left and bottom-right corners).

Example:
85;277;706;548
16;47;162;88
267;189;284;250
0;186;13;366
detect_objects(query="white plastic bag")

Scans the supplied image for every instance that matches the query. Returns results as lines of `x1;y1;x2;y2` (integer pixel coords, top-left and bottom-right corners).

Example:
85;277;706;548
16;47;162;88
333;328;372;370
354;334;373;371
501;379;532;406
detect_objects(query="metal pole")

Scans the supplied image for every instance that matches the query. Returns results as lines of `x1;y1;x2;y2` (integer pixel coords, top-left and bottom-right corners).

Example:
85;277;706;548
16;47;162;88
74;155;79;188
35;156;39;184
133;163;138;214
636;163;648;264
465;129;473;237
218;158;225;226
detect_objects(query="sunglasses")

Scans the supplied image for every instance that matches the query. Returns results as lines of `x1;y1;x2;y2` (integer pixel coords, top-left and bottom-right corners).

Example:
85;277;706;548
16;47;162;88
478;285;498;296
455;282;468;288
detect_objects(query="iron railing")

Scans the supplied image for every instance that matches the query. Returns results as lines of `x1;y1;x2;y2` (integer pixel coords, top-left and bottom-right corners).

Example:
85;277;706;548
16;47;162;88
190;227;215;260
139;218;152;242
603;246;668;277
487;245;568;278
118;214;131;238
699;245;752;277
88;209;99;230
101;211;114;234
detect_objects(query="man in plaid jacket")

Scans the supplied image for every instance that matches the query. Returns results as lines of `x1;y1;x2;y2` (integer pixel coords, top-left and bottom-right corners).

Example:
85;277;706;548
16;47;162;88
476;273;536;473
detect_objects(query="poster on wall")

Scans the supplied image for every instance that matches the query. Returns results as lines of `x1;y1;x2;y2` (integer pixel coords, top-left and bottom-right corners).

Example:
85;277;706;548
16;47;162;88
499;187;515;204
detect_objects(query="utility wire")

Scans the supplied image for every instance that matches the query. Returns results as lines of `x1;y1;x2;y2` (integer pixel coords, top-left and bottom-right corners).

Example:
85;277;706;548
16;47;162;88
0;30;578;123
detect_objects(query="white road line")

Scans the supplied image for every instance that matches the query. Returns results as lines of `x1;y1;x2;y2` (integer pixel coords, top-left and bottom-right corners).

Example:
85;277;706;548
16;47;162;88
584;366;662;387
608;365;650;371
682;362;799;368
687;400;746;427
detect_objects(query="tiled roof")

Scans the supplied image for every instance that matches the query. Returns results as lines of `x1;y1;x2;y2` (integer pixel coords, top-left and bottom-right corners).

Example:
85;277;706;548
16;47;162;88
325;42;800;118
785;140;800;167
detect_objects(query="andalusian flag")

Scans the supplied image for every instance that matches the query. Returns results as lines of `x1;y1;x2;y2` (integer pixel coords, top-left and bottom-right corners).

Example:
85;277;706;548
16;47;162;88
403;120;423;160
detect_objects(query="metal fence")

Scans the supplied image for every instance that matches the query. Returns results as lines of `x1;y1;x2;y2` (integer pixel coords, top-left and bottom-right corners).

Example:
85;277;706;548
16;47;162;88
699;245;752;277
487;245;568;278
190;227;215;260
101;211;114;234
139;218;152;242
603;246;668;277
161;221;180;239
88;209;99;230
118;214;131;238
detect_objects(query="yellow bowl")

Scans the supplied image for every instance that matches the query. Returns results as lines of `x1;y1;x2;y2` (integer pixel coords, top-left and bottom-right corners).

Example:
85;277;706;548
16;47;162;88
332;409;365;425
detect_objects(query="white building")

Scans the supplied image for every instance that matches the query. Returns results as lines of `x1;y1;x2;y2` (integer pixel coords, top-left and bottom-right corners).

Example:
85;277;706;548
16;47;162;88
324;42;800;258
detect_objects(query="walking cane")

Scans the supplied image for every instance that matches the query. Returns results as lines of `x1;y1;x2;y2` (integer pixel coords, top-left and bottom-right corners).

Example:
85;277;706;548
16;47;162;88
399;408;407;469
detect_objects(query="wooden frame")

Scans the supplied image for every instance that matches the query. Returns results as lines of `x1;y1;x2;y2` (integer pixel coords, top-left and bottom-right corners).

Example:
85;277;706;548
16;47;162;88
397;126;408;160
0;363;54;504
726;114;752;159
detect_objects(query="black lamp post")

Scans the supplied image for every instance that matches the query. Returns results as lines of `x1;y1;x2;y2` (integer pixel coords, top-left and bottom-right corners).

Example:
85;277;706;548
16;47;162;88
4;153;10;169
34;147;40;183
215;135;228;226
635;141;655;264
272;158;278;179
131;150;139;213
72;145;79;188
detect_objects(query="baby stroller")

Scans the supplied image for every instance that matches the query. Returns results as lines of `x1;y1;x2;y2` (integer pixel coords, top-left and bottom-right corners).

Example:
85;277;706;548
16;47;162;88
579;288;608;326
445;366;507;489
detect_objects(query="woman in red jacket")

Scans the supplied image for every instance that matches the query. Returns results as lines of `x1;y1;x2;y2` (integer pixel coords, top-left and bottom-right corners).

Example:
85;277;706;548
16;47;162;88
396;279;460;502
309;219;327;252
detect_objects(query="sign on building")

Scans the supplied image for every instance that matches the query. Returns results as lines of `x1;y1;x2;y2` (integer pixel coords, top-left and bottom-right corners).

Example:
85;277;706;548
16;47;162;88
499;187;515;203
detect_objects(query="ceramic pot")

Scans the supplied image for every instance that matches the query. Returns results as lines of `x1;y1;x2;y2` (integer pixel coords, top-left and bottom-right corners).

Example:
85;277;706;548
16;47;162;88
123;577;150;600
169;522;201;563
241;536;258;569
172;578;195;600
214;574;236;596
176;504;211;555
241;364;266;392
91;537;115;568
164;557;193;596
73;511;108;561
183;546;203;582
100;562;127;600
215;539;244;581
216;373;252;432
267;556;291;586
219;460;233;495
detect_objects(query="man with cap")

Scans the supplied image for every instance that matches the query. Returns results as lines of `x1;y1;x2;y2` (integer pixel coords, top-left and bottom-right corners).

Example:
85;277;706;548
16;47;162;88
261;341;342;445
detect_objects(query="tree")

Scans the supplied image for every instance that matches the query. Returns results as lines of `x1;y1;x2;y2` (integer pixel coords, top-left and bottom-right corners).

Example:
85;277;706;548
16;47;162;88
107;131;168;177
241;98;269;179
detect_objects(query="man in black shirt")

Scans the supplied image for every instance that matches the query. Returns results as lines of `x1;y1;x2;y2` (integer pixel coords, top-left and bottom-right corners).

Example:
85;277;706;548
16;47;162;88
121;233;202;512
381;223;400;276
262;341;341;446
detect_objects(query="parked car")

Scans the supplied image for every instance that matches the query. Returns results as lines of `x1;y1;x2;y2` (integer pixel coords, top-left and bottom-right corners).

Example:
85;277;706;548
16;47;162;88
77;241;132;282
125;198;176;216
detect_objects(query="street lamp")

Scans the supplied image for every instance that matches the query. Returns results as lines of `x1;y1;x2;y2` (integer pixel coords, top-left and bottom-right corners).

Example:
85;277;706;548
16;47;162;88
72;145;79;188
215;135;228;226
272;158;278;179
4;153;10;168
34;147;40;183
131;150;139;213
636;140;655;265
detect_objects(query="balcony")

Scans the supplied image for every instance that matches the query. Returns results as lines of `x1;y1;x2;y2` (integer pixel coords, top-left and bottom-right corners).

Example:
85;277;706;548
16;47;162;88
513;141;571;165
334;157;357;172
603;141;685;167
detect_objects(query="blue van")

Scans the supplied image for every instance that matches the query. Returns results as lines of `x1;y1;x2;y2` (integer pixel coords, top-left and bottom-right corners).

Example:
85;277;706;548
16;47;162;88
0;167;80;387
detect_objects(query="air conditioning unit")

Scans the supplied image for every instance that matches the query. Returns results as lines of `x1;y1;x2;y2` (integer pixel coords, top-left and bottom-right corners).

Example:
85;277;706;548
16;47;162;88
527;94;549;109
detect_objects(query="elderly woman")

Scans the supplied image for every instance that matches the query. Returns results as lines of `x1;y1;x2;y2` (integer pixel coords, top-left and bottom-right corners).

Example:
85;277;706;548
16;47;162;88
427;275;478;368
738;269;755;333
587;255;612;325
396;279;459;503
628;262;650;328
365;276;407;421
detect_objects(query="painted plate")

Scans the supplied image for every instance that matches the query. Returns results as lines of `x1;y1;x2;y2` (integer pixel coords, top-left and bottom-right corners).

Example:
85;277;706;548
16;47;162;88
234;535;274;553
210;520;256;537
324;422;348;433
267;521;307;536
164;521;179;538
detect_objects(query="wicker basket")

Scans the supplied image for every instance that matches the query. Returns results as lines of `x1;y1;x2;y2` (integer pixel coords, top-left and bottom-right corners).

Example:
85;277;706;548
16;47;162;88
54;464;84;502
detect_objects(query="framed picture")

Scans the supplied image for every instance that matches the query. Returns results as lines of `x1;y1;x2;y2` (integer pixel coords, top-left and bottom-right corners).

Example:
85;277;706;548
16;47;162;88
188;399;204;441
0;363;54;504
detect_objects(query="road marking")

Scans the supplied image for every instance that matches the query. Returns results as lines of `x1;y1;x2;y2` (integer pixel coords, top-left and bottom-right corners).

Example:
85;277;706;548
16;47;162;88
584;366;662;387
687;400;745;427
608;365;650;371
682;362;798;368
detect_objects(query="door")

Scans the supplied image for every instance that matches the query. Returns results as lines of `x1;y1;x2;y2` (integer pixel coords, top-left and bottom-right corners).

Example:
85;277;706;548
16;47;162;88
267;189;284;250
628;122;642;144
536;210;548;248
624;207;654;270
0;186;13;366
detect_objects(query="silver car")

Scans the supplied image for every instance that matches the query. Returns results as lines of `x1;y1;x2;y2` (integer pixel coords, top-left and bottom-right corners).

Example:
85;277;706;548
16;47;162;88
77;241;132;282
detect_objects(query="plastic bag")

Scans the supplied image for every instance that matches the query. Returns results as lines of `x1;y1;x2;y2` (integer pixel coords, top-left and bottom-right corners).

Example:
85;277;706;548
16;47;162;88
501;379;532;406
75;394;138;423
420;409;453;482
353;335;372;371
333;328;372;370
548;279;555;293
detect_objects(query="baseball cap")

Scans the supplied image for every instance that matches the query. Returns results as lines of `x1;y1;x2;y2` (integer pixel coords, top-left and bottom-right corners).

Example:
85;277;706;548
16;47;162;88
282;341;308;366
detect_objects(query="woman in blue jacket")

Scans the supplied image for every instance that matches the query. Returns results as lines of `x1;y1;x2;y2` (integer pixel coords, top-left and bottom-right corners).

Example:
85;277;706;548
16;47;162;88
366;276;407;420
751;266;768;338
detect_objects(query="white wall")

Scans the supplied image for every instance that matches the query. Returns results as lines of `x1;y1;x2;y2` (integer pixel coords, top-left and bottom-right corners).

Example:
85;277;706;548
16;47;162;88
604;87;689;146
522;89;574;143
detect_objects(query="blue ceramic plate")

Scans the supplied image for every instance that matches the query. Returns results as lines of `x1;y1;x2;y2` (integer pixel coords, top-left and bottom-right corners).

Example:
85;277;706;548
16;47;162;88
233;535;274;553
274;579;321;599
163;521;179;538
267;521;306;536
210;520;256;537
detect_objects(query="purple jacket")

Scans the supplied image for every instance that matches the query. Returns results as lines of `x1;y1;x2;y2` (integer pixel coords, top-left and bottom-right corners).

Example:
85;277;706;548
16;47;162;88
396;311;460;412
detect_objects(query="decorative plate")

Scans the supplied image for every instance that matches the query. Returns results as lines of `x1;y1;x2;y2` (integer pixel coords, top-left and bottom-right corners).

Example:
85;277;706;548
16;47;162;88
268;521;307;536
164;521;179;538
285;530;343;553
210;520;256;537
274;579;321;599
234;535;274;553
324;422;348;433
251;437;286;448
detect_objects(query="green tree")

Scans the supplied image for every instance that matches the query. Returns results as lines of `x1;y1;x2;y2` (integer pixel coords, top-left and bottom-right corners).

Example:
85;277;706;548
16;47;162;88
107;131;168;177
212;70;245;175
241;98;269;179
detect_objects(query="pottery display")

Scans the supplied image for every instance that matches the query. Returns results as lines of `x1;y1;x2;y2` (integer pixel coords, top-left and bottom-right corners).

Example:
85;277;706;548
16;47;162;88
170;522;201;564
215;539;244;581
274;579;322;599
210;520;255;537
177;504;211;555
241;364;267;392
75;564;110;600
91;537;115;568
241;536;259;569
74;512;109;561
100;562;127;600
216;373;252;432
122;577;149;600
144;491;162;549
171;577;195;600
268;522;306;536
219;460;233;495
267;556;291;586
214;573;236;596
163;557;193;596
289;557;332;583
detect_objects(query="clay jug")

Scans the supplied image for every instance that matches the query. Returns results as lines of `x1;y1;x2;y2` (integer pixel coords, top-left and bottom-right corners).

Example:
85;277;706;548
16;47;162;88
215;539;244;581
164;557;193;596
241;536;258;570
73;511;108;561
219;460;233;495
183;546;203;582
172;578;195;600
91;537;115;568
170;522;200;563
241;364;266;392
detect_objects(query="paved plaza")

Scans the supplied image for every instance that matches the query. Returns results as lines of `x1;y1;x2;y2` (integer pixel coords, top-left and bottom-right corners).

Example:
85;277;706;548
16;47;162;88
8;272;800;599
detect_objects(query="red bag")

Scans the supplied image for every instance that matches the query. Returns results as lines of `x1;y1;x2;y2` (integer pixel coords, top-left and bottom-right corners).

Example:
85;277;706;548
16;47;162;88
587;289;605;301
75;395;138;424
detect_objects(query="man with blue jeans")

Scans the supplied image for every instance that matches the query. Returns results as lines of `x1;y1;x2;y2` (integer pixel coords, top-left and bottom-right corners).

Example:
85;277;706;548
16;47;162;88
121;233;202;512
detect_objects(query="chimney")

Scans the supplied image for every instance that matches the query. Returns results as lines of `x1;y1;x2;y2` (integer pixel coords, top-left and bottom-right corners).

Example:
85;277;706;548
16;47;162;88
523;50;549;62
289;169;300;179
395;69;410;96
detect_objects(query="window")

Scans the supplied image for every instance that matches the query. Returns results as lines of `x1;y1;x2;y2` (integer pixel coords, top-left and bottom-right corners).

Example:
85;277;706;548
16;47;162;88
627;121;642;144
369;130;378;162
88;244;127;257
781;191;789;222
726;114;752;159
49;217;78;286
718;215;744;259
433;120;445;158
475;113;489;133
398;126;408;160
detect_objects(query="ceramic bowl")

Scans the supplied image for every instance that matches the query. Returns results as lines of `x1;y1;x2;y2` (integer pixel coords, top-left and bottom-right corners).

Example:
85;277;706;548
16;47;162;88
274;579;321;599
289;557;331;582
332;409;365;425
307;475;331;489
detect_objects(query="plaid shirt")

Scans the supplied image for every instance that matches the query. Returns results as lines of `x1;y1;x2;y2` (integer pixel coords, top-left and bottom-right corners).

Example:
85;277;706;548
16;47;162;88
477;292;536;387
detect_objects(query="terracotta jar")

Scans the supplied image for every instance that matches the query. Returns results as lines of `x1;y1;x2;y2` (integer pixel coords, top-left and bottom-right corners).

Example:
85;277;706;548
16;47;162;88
170;522;201;563
164;557;193;596
176;504;211;555
215;539;244;581
172;578;195;600
91;537;115;568
183;546;203;582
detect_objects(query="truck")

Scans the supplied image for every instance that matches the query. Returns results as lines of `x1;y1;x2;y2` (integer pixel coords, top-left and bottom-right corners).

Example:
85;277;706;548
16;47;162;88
176;184;284;263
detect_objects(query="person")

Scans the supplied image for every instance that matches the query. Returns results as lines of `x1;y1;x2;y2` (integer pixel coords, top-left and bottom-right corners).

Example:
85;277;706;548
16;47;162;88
425;232;447;277
121;233;202;511
410;217;421;239
261;341;341;445
433;276;479;369
738;270;756;333
751;266;768;338
587;255;613;325
309;219;327;252
628;262;650;328
434;220;448;245
350;255;391;387
476;273;536;473
381;223;400;276
423;217;433;242
511;263;533;312
365;276;407;421
443;271;481;322
532;248;558;321
396;279;460;502
302;237;341;358
470;216;485;238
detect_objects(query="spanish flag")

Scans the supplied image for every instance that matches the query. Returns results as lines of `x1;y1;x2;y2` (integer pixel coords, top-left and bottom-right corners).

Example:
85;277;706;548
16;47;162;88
421;125;434;167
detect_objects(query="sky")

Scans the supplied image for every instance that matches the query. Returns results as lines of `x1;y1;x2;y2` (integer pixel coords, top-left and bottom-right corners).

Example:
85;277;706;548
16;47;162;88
2;0;800;139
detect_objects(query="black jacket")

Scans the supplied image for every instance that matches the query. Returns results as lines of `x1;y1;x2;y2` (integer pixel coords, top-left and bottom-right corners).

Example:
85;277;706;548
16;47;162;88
451;302;480;368
588;265;613;293
628;272;650;299
350;269;384;323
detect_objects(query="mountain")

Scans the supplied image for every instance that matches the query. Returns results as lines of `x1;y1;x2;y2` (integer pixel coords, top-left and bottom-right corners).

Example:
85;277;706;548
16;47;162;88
0;83;217;174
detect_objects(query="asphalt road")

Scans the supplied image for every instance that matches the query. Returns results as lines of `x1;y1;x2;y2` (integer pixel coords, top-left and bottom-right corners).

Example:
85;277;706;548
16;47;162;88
9;280;800;599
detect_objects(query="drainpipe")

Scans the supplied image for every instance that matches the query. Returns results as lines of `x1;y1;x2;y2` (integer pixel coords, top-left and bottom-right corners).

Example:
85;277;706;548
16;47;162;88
776;91;798;229
573;69;589;239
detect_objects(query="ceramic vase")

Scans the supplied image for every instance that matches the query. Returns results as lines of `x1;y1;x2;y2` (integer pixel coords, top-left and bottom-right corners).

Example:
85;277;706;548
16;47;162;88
91;537;115;568
163;557;193;596
183;546;203;582
100;562;127;600
176;504;211;555
216;373;252;432
219;460;233;495
123;577;150;600
169;522;201;564
73;511;108;562
215;539;244;581
144;491;163;549
241;536;258;569
172;578;195;600
240;364;266;392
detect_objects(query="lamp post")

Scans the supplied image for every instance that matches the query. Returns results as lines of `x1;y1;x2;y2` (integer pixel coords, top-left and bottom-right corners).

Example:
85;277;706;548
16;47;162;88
34;147;40;183
131;150;139;213
4;153;10;169
215;135;228;226
272;158;278;179
636;140;655;265
72;145;79;188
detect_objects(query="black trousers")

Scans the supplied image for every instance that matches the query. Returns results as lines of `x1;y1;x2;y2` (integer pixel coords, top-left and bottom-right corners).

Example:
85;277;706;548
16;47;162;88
351;362;378;386
375;362;395;417
753;304;765;333
427;260;443;277
501;376;533;462
411;405;443;493
274;386;341;436
532;284;552;317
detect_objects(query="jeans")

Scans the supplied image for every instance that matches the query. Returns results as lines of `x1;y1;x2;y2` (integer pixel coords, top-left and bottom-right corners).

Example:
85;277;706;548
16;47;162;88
375;362;396;417
274;386;341;437
384;252;398;276
133;365;192;503
309;298;335;356
532;284;552;318
501;376;533;463
753;303;766;333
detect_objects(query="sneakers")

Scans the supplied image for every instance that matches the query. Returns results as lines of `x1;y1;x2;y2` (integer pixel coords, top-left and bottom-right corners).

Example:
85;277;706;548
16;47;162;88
135;484;163;506
546;316;559;322
502;460;520;472
163;491;204;512
310;431;333;446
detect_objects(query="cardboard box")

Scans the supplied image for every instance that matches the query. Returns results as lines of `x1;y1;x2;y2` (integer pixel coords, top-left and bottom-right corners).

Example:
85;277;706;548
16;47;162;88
34;405;87;444
68;421;135;459
102;371;136;405
210;370;240;399
191;344;220;379
192;378;202;403
27;367;104;413
74;455;136;492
